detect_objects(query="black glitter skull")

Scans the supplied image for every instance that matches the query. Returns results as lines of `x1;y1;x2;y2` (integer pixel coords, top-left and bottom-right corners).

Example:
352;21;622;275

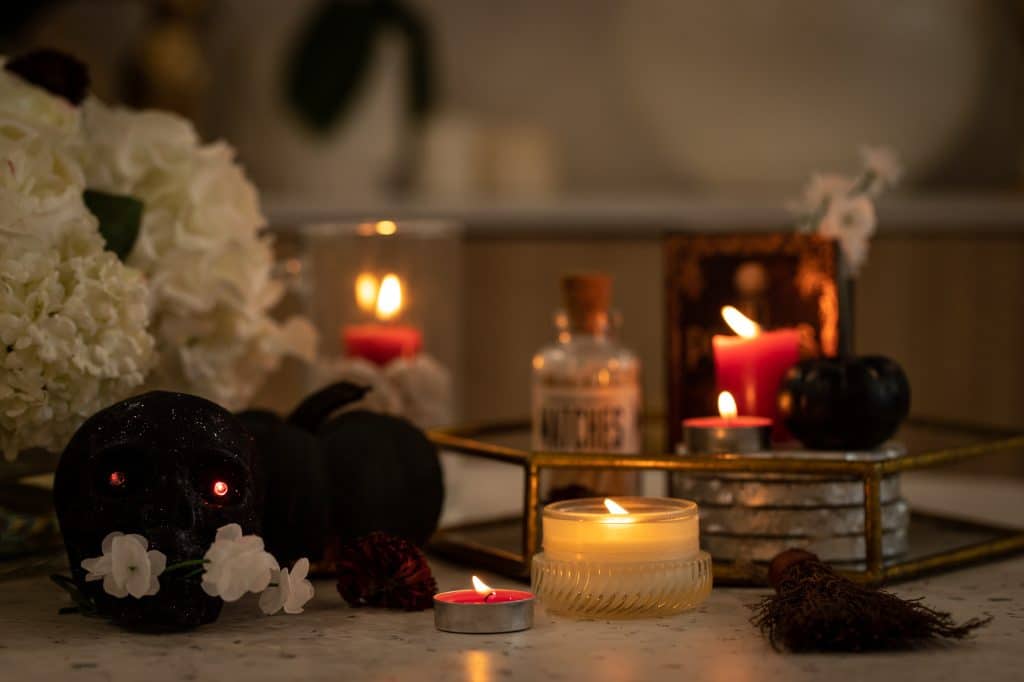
54;391;262;630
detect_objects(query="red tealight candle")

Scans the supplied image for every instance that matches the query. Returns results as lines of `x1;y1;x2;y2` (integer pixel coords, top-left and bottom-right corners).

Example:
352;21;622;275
342;272;423;366
712;306;800;441
683;391;771;454
434;576;534;633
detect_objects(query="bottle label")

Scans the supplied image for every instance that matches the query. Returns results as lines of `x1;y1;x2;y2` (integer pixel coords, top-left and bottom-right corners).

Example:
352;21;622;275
532;384;640;453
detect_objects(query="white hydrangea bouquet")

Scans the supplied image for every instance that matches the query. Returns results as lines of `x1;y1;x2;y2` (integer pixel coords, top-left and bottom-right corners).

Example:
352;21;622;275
0;51;315;460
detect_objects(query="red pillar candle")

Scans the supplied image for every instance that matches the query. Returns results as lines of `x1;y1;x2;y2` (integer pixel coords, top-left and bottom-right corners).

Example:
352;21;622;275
342;324;422;366
711;306;800;440
342;272;423;366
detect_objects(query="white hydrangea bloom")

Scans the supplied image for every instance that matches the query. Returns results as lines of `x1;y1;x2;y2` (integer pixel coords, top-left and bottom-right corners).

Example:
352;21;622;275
80;100;315;410
0;67;155;459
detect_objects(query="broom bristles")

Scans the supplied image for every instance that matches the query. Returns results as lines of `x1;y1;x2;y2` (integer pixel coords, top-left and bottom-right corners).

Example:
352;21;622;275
752;552;991;652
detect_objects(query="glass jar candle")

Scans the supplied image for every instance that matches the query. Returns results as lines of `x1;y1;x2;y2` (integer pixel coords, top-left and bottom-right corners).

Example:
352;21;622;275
531;497;712;618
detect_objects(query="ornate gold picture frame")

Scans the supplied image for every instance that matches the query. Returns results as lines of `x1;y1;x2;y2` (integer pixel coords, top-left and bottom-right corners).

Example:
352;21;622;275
664;233;838;446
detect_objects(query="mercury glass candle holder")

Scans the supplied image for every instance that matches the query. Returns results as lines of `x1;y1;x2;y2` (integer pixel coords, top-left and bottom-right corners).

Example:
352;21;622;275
531;497;712;619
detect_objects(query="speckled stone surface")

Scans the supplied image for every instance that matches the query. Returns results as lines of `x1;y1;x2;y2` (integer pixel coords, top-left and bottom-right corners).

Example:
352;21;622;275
2;471;1023;681
0;553;1022;682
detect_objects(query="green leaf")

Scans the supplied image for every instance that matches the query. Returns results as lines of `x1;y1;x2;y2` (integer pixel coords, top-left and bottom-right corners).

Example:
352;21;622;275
285;1;381;133
83;189;143;261
284;0;435;133
51;574;99;617
381;1;434;124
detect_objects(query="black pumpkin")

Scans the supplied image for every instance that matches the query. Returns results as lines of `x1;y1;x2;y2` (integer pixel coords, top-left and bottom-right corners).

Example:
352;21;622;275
236;409;330;567
777;355;911;451
318;410;444;546
241;382;444;562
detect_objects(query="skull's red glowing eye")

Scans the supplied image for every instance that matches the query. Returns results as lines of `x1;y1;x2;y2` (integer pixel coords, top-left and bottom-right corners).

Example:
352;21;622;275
108;471;126;487
212;480;229;497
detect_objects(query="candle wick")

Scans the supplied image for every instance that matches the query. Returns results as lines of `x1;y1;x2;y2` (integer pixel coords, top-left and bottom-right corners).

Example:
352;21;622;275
483;591;496;602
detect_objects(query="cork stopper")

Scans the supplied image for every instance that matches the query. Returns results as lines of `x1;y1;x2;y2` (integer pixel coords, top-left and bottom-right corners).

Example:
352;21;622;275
561;273;611;332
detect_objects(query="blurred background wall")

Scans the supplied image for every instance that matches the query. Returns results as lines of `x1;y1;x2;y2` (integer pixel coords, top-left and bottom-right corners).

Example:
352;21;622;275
4;0;1024;440
6;0;1024;200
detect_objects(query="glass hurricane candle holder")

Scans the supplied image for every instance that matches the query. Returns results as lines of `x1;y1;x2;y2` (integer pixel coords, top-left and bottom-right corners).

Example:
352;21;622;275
299;219;463;426
531;497;712;619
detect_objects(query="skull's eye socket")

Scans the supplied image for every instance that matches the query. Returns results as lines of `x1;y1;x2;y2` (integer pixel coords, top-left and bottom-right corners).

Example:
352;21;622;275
93;446;150;498
195;458;246;506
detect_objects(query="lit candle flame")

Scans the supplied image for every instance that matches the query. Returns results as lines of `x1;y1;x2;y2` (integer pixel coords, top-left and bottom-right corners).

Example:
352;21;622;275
721;305;760;339
604;498;629;516
375;274;403;320
471;575;494;597
718;391;738;419
375;220;397;236
354;273;379;313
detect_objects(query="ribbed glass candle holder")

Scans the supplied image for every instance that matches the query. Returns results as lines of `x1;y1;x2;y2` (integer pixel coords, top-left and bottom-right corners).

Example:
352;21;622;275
531;497;712;618
532;551;712;618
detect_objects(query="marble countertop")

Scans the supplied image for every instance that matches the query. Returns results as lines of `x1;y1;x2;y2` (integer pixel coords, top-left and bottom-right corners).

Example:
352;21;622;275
1;472;1021;681
1;551;1022;682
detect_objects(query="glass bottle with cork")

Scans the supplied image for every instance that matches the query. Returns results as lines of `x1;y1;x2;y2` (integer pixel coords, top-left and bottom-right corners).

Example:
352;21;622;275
531;273;642;497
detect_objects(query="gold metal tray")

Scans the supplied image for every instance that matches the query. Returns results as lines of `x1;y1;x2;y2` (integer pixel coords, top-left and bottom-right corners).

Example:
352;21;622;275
427;418;1024;586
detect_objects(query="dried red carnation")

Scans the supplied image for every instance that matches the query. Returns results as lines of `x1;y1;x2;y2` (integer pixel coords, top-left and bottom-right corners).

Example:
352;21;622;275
334;532;437;611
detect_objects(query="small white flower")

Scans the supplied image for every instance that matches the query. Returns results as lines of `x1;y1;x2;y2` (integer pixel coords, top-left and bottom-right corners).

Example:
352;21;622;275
860;145;903;194
259;558;315;615
818;194;876;273
201;524;279;602
788;173;855;219
81;532;166;599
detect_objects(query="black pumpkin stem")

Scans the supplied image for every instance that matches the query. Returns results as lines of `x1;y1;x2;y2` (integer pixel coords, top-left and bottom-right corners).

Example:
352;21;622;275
751;549;990;652
5;49;89;105
288;381;369;432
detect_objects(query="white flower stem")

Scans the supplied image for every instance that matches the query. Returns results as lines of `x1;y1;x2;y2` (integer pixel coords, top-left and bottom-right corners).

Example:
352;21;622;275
164;558;209;572
837;255;856;358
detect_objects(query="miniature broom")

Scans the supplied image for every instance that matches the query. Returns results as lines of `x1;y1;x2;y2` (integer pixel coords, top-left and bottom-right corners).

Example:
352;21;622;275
752;549;990;652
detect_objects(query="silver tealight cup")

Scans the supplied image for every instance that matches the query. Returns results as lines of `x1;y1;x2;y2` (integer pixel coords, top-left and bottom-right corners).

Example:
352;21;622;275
433;577;534;634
